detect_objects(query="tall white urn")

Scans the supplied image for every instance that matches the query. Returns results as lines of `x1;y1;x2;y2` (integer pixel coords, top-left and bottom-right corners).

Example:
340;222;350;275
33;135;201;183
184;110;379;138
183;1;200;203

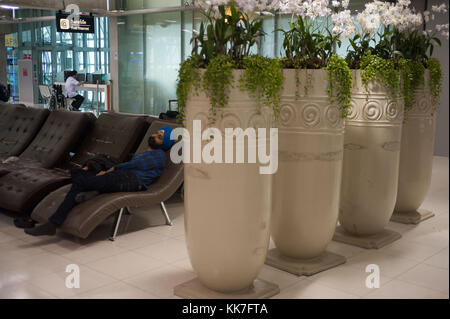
266;69;346;275
174;70;280;298
334;70;404;249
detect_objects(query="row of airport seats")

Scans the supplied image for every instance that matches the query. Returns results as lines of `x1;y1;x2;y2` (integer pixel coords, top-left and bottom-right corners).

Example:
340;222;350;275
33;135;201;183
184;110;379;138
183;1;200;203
0;102;183;239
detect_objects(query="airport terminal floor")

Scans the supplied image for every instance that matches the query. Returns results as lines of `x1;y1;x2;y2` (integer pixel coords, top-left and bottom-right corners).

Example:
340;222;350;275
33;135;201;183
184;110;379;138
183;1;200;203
0;156;448;299
0;0;449;304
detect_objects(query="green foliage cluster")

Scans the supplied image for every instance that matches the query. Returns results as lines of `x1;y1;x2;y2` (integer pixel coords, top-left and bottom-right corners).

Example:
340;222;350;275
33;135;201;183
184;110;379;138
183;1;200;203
176;54;284;125
399;59;425;111
360;53;400;102
277;16;351;117
176;4;284;125
345;31;394;69
239;55;284;118
191;5;264;66
202;55;236;124
278;16;341;69
326;55;352;117
427;58;443;107
176;56;201;123
346;27;443;114
392;29;442;65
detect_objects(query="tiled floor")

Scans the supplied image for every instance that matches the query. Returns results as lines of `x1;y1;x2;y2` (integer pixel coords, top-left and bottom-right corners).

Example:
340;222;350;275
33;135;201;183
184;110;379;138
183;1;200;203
0;157;448;299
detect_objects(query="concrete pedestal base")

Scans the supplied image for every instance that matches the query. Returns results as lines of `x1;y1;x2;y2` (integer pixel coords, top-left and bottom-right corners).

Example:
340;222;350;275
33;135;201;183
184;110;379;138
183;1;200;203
174;278;280;299
390;208;434;225
333;226;401;249
265;248;346;276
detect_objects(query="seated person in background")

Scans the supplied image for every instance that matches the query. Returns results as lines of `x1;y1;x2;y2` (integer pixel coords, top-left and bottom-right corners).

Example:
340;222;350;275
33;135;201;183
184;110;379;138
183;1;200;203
65;70;85;111
25;126;175;236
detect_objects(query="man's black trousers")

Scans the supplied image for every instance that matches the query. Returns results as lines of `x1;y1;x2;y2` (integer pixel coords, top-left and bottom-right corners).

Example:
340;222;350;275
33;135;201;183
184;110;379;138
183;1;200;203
49;168;144;226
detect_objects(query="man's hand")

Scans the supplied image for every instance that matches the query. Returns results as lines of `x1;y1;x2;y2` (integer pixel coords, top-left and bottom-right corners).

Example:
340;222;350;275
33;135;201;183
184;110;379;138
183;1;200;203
96;167;114;176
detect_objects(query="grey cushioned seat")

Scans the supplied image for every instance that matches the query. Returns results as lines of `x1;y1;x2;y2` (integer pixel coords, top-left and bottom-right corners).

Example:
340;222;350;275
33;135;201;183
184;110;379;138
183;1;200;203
64;112;150;168
0;110;92;171
0;106;49;161
0;110;93;212
31;119;183;239
0;112;149;214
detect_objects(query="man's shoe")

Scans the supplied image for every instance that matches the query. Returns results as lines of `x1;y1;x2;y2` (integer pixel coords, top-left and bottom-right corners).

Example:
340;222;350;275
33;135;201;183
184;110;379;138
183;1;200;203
75;191;99;203
14;217;36;229
24;222;57;236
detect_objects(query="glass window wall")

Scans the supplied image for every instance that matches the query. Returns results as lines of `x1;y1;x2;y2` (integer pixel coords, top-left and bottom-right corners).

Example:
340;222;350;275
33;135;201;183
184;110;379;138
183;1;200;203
5;9;110;111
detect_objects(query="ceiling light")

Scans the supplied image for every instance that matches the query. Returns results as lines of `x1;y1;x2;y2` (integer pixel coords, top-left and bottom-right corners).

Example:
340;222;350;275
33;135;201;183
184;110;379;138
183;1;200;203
0;5;19;10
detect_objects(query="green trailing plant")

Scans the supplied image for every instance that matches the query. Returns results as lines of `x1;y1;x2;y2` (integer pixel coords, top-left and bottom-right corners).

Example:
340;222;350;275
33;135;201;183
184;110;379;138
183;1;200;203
360;53;401;102
239;55;284;118
176;55;202;123
399;59;425;112
326;55;352;117
276;15;350;108
278;15;340;97
278;16;341;69
427;58;443;107
345;33;375;69
176;53;284;125
191;4;264;66
202;54;236;124
392;28;442;65
176;4;285;125
345;29;395;69
176;3;285;125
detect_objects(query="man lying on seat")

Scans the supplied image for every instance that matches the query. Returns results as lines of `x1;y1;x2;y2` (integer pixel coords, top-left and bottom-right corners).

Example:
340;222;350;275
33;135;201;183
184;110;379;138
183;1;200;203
24;126;174;236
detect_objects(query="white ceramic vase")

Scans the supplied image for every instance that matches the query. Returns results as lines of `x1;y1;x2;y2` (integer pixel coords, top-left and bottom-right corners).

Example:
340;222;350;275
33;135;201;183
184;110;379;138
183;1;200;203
271;69;345;259
339;71;404;235
395;71;436;213
183;70;273;293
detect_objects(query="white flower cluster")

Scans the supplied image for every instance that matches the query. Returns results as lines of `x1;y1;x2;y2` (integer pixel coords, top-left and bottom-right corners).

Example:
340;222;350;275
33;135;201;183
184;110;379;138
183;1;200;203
332;9;355;39
380;0;423;32
435;23;449;39
194;0;450;40
423;3;449;39
272;0;332;18
431;3;448;13
194;0;276;17
356;2;382;35
331;0;349;9
354;0;425;35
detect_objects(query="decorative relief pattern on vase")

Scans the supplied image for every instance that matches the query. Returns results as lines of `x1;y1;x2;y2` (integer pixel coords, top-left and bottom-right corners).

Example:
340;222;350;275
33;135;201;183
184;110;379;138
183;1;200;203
406;92;434;118
346;98;403;126
279;103;297;127
278;99;344;132
185;166;210;180
386;101;400;121
188;111;209;129
344;143;365;151
279;150;343;162
325;105;341;128
220;113;242;131
247;112;268;130
302;104;321;128
362;101;383;121
347;101;359;120
382;141;401;152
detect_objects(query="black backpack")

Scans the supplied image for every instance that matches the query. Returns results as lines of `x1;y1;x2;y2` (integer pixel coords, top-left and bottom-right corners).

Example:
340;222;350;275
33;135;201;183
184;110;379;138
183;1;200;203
82;154;121;174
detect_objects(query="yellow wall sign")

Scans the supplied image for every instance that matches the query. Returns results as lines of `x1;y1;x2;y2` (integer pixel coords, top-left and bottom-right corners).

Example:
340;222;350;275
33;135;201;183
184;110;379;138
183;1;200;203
5;34;17;47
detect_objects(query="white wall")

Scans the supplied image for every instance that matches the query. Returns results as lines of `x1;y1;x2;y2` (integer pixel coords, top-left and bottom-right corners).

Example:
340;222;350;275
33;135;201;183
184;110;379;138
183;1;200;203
428;0;449;157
